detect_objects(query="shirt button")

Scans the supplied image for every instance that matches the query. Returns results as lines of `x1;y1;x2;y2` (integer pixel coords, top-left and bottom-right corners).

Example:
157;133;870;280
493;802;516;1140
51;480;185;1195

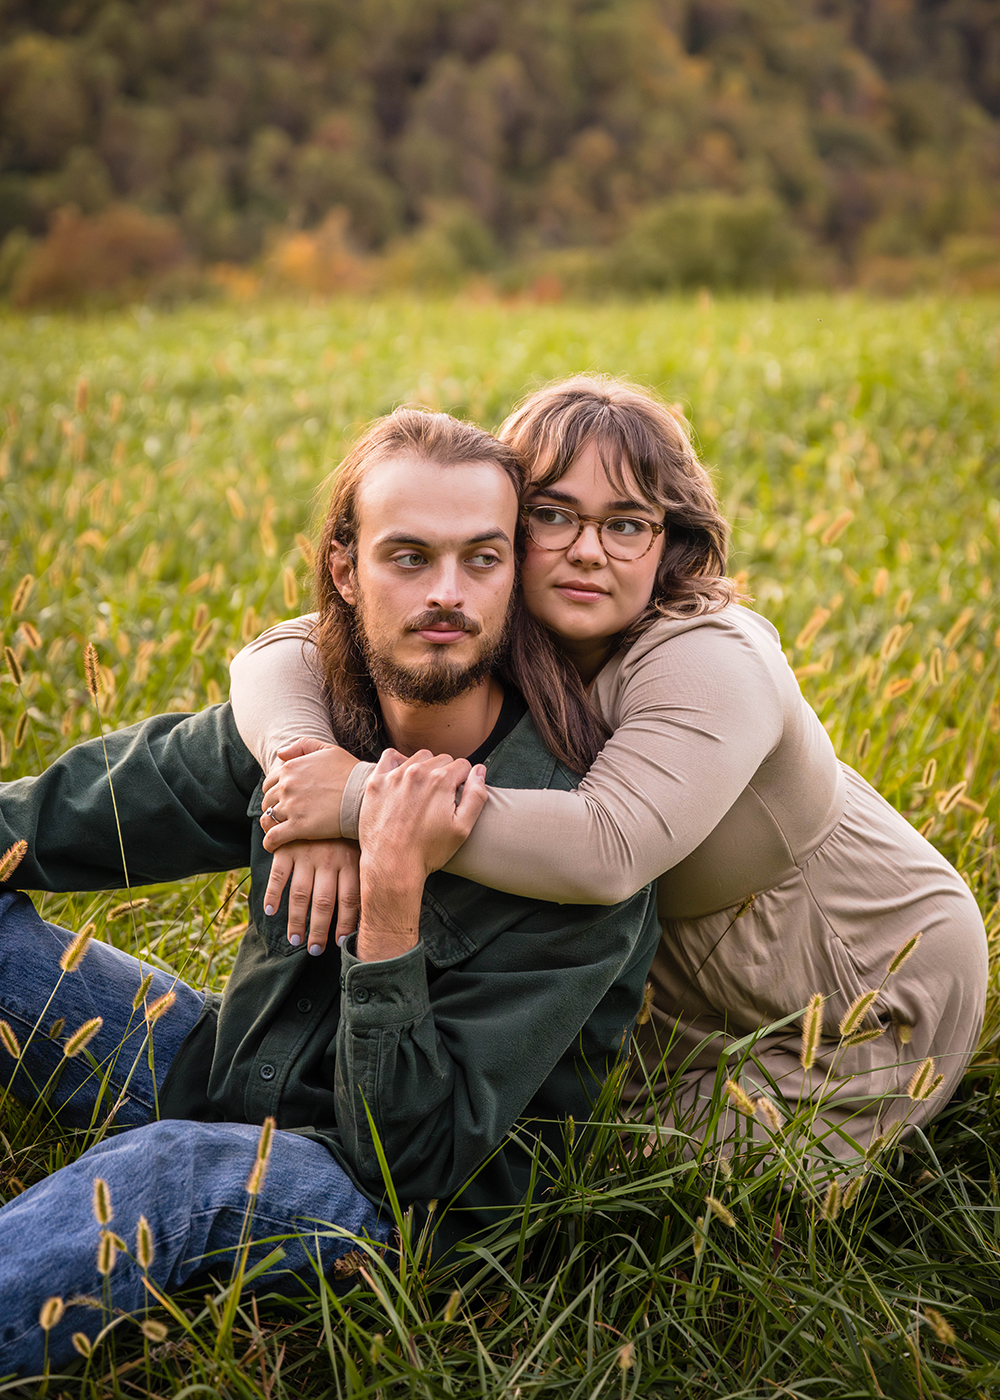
296;998;312;1013
353;987;369;1004
259;1063;276;1081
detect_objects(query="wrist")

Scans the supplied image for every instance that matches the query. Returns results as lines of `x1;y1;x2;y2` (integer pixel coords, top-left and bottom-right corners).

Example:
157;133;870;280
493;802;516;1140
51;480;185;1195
358;854;424;962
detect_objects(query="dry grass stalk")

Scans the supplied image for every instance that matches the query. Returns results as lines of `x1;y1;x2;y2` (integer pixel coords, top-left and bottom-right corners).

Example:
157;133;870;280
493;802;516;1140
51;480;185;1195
0;839;28;883
59;922;95;973
64;1016;103;1059
800;992;824;1072
38;1296;64;1331
0;1020;21;1058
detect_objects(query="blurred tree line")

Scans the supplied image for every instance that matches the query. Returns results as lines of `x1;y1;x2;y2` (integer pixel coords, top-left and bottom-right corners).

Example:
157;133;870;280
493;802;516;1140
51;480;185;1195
1;0;999;302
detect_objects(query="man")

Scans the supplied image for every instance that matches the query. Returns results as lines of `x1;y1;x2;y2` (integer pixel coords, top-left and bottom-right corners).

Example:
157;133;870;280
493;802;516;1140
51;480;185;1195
0;408;658;1375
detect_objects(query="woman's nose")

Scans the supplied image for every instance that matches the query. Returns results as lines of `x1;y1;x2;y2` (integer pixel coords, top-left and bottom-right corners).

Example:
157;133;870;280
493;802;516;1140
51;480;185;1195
566;521;607;566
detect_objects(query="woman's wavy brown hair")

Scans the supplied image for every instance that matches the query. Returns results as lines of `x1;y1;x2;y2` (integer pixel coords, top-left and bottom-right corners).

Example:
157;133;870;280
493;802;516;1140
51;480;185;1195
499;374;741;645
312;406;610;771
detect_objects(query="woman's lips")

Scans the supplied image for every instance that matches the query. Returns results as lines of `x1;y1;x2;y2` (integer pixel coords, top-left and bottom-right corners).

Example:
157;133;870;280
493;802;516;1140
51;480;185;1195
554;583;609;603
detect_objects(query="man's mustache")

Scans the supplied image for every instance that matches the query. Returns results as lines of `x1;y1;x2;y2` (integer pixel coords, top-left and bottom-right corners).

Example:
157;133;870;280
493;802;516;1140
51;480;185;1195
406;609;481;636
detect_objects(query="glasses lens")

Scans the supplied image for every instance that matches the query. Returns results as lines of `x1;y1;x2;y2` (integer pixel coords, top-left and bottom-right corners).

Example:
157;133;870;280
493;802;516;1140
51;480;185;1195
526;506;580;549
600;518;654;559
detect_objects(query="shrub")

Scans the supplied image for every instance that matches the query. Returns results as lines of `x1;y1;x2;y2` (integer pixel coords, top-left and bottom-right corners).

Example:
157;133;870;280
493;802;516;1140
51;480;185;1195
11;204;185;308
605;192;806;293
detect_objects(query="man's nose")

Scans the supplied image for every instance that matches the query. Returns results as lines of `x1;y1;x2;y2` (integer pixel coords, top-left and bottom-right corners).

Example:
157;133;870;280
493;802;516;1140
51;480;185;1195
566;521;607;567
425;558;465;609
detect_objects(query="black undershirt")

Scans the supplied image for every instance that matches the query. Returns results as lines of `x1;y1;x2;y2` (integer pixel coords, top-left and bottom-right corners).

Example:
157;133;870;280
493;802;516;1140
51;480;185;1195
373;683;527;766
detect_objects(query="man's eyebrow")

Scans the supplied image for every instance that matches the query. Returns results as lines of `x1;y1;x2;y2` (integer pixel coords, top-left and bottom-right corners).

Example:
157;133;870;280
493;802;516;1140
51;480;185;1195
375;528;512;548
530;485;657;516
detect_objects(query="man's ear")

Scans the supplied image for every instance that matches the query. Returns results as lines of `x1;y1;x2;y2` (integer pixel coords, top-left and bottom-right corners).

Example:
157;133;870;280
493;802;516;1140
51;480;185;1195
329;542;357;605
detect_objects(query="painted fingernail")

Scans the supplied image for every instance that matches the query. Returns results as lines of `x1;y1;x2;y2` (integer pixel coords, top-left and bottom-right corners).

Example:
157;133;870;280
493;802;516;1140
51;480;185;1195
308;943;323;957
336;934;349;948
265;904;274;916
288;934;301;947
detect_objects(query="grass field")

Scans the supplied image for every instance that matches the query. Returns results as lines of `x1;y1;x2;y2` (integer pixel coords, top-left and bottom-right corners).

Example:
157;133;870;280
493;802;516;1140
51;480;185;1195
1;294;999;1397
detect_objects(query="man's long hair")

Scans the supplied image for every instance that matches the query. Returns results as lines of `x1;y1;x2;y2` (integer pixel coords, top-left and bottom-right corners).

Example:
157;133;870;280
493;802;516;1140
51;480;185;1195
312;407;609;772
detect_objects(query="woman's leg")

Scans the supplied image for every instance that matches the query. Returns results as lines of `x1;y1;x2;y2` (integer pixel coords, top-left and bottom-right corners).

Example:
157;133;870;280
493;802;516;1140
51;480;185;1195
0;890;205;1129
0;1119;389;1378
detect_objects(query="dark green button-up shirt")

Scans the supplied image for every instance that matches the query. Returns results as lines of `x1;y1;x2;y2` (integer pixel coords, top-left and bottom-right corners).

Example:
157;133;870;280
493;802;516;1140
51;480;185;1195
0;703;659;1252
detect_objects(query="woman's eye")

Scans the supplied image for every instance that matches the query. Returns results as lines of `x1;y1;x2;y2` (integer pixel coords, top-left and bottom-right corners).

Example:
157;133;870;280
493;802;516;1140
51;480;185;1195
534;507;573;525
606;517;644;536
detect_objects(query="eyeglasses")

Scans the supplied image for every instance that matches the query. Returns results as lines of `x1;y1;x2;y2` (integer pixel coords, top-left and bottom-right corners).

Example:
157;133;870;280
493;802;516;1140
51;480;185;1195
522;504;665;561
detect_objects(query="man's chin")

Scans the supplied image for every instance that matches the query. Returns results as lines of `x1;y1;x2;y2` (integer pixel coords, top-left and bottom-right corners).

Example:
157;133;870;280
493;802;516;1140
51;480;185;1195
367;650;493;706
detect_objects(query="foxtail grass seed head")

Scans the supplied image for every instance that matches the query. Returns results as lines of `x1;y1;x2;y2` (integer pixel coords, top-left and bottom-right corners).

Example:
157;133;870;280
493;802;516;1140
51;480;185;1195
97;1229;118;1276
84;642;101;699
4;645;23;686
141;1318;168;1343
724;1078;756;1116
48;1016;64;1039
842;1175;863;1210
59;922;95;973
246;1114;276;1196
821;509;853;546
706;1195;736;1227
800;992;824;1072
13;712;27;750
692;1216;705;1257
907;1057;944;1102
136;1215;154;1270
19;622;40;650
132;971;154;1011
0;839;28;883
888;931;922;977
821;1180;841;1221
0;1020;21;1058
839;988;879;1040
796;607;831;650
72;1332;92;1357
920;759;937;789
842;1025;886;1047
145;990;176;1026
717;1153;733;1180
756;1095;784;1133
443;1289;461;1323
929;647;943;686
93;1176;113;1226
856;727;870;761
617;1342;635;1371
107;897;149;920
895;1018;914;1045
636;980;654;1026
924;1308;957;1347
11;573;34;614
64;1015;102;1058
38;1296;64;1331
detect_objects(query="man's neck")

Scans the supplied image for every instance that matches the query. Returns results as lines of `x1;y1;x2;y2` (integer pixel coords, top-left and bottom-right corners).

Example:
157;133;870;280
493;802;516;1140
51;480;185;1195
377;676;504;759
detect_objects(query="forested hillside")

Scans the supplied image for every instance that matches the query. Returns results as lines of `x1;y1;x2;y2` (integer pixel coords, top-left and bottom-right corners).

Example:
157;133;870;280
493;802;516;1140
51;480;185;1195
1;0;999;297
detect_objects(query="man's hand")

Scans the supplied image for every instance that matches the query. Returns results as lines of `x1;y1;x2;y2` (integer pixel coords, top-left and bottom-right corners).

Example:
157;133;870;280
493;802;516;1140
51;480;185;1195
262;838;361;955
260;740;360;848
356;749;488;962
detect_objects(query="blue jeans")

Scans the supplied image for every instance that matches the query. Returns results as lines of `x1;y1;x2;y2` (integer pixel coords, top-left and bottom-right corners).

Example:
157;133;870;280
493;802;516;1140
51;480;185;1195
0;891;389;1379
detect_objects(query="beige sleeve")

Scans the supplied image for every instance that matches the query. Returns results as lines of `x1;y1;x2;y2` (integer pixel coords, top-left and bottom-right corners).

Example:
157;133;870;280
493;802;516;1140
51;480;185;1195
442;624;785;904
228;614;339;773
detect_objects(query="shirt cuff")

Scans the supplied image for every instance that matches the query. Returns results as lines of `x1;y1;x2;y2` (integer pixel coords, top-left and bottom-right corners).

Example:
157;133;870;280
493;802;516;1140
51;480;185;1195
339;937;429;1027
340;761;375;840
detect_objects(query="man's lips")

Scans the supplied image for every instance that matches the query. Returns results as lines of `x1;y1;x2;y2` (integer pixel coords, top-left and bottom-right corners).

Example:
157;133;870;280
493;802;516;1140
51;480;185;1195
414;625;469;643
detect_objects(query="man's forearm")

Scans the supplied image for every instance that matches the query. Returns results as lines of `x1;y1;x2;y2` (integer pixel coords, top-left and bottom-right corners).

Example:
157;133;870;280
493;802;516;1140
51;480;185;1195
356;855;424;961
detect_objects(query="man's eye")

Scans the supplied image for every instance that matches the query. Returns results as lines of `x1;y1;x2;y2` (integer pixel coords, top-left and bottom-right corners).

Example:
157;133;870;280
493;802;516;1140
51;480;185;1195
392;553;426;568
468;552;501;568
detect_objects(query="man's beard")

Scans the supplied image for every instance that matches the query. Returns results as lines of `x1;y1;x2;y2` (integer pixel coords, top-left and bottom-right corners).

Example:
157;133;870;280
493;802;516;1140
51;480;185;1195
353;595;511;707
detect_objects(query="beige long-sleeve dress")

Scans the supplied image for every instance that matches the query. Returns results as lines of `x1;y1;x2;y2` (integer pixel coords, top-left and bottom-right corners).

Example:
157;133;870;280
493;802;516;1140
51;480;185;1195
229;605;988;1162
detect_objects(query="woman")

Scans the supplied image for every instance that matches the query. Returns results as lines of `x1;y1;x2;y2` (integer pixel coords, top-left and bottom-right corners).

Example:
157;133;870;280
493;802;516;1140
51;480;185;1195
229;375;988;1162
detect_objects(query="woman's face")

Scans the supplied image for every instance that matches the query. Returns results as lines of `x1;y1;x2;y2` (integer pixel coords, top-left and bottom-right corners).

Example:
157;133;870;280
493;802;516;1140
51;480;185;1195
520;440;665;680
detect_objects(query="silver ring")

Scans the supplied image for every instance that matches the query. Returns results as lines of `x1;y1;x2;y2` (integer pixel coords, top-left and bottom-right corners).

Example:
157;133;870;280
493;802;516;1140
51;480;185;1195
264;806;276;821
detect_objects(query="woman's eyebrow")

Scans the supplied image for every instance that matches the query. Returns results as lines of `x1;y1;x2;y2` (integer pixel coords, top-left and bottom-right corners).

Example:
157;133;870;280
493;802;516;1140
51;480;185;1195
530;485;658;516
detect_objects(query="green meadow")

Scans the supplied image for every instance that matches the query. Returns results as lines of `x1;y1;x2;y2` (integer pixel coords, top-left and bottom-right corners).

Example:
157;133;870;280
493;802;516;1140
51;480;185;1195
1;294;999;1397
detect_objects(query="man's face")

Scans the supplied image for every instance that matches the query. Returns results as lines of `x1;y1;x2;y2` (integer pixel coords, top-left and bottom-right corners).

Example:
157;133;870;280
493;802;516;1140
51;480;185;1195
332;453;518;705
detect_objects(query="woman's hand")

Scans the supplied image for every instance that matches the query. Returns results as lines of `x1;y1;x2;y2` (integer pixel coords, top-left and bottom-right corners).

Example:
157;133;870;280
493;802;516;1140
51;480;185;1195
259;740;361;850
262;838;362;956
